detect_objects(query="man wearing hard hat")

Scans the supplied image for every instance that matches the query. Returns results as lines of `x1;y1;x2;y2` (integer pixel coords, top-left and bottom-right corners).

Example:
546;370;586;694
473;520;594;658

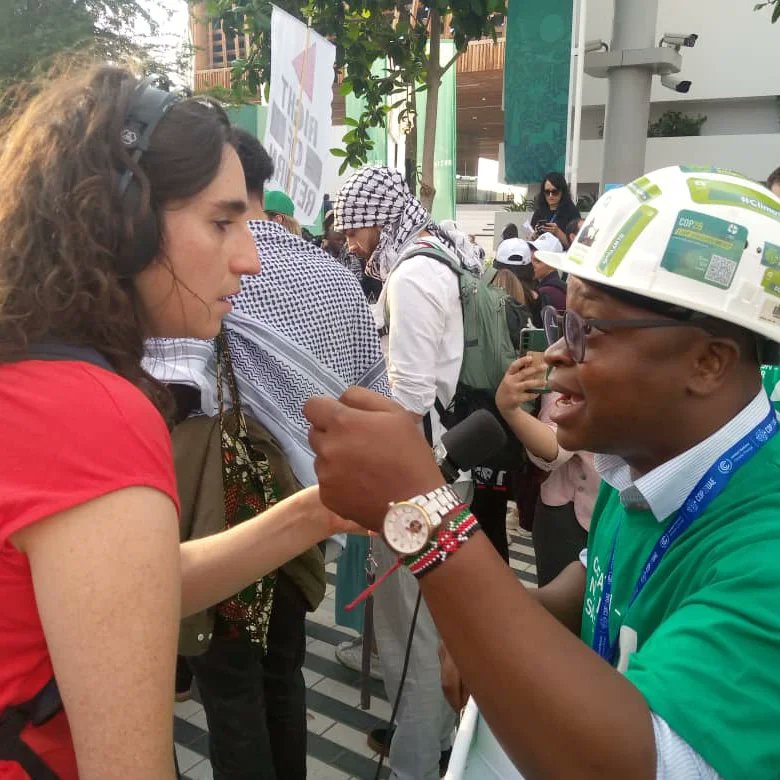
305;166;780;779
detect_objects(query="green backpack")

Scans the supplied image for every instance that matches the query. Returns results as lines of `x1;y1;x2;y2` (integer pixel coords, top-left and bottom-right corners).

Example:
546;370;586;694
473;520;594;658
390;238;531;465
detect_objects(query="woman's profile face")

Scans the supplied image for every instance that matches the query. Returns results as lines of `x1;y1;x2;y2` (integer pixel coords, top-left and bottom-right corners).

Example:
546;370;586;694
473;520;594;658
134;145;259;339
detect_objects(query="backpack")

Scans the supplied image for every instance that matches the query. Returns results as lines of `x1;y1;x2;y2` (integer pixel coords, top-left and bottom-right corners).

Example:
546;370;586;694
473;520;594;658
390;239;532;469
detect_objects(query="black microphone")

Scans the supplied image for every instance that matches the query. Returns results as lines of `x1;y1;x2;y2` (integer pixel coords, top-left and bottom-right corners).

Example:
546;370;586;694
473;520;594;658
434;409;508;483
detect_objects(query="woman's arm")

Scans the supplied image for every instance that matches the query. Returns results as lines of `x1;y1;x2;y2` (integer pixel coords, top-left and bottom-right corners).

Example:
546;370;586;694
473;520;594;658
179;485;347;616
12;488;181;780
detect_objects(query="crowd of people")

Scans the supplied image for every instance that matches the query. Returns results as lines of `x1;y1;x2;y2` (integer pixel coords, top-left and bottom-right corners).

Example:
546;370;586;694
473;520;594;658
2;60;780;780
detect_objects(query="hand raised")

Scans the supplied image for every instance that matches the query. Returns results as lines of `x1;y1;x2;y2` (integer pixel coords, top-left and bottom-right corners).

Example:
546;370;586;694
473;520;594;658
495;355;547;416
304;388;445;532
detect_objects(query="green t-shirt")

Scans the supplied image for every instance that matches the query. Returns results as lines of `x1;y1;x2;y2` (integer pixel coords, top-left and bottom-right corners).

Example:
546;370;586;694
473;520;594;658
580;434;780;779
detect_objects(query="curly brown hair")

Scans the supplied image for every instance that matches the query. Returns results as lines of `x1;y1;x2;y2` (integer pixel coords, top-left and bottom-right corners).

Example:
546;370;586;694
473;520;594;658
0;64;232;414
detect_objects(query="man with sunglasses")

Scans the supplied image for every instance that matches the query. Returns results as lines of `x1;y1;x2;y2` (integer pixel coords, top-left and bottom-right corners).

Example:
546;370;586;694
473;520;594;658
304;166;780;778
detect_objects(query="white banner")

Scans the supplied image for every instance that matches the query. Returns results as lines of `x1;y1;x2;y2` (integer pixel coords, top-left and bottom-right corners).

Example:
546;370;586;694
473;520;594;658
264;6;336;225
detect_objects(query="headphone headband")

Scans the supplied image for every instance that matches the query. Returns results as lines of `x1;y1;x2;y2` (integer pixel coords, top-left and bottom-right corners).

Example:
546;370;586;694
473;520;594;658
117;76;183;198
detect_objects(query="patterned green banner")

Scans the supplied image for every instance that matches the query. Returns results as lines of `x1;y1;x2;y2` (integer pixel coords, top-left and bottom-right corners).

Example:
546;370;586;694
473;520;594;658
504;1;573;184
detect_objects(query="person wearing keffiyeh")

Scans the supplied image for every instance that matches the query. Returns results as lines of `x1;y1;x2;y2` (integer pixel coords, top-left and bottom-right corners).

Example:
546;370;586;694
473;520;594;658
334;165;478;780
334;165;483;282
146;136;389;780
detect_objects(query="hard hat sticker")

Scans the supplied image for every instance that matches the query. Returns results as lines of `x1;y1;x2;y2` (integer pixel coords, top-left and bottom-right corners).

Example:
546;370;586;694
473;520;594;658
761;268;780;299
679;165;749;180
596;204;658;277
761;241;780;269
661;210;747;290
687;179;780;224
759;298;780;327
627;176;661;203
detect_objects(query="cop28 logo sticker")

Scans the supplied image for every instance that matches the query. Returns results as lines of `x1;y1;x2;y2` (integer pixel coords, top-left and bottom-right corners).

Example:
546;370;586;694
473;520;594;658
718;459;733;474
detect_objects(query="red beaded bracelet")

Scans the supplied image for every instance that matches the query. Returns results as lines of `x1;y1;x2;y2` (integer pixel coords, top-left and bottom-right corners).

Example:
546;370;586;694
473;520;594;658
405;509;480;579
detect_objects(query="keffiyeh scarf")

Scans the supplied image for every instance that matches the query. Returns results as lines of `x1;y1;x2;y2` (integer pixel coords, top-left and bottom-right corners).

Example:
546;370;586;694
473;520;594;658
144;221;389;488
334;165;482;280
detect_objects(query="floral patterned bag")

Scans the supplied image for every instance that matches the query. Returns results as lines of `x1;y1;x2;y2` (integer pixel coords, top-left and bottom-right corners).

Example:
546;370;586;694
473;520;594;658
214;329;279;646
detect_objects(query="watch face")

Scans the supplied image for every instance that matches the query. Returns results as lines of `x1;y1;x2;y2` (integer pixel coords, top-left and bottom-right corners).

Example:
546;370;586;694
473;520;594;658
383;503;431;556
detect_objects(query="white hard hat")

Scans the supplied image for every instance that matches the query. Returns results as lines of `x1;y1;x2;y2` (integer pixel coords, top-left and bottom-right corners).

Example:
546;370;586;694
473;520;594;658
528;232;564;254
536;165;780;342
495;238;532;266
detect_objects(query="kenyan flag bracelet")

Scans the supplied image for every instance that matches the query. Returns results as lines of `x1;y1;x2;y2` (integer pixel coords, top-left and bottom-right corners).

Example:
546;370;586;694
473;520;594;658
404;508;481;579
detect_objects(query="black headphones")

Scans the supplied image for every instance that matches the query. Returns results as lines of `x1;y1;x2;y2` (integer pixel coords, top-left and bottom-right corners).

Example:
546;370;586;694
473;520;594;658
115;76;183;277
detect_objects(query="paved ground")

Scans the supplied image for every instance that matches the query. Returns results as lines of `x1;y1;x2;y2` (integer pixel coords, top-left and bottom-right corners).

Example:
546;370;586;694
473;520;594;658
175;524;537;780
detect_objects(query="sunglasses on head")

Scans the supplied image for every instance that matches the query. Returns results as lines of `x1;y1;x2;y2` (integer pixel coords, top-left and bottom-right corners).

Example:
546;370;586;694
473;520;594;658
544;187;560;196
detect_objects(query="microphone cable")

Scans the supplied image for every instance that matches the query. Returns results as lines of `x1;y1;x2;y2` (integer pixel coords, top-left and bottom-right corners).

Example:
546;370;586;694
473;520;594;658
373;590;422;780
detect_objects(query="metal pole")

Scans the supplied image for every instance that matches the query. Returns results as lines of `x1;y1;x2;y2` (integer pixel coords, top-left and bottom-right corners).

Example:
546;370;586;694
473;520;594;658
570;0;587;200
563;0;578;182
600;0;659;189
360;538;377;709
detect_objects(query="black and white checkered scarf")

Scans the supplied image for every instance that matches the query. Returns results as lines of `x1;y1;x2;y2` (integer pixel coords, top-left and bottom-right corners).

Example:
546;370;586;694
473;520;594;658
334;165;482;280
144;221;389;487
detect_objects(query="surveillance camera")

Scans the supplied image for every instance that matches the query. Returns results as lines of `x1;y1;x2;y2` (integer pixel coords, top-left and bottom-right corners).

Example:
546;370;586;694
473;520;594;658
661;74;692;93
660;32;698;48
584;39;609;54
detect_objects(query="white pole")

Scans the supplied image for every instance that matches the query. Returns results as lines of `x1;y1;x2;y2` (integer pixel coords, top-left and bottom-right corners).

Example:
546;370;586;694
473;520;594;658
570;0;587;201
564;0;578;181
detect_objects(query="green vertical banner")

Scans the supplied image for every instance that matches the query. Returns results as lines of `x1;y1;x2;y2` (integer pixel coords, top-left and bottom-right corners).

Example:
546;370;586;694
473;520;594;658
226;104;268;139
504;1;573;184
417;39;457;222
345;60;388;165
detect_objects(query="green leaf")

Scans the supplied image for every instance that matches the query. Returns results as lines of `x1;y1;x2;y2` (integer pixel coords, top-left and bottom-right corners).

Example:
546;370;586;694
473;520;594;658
343;117;359;127
330;147;348;157
773;2;780;22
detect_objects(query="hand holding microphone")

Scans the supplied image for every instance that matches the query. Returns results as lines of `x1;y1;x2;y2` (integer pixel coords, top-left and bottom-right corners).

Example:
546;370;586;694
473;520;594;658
304;388;507;532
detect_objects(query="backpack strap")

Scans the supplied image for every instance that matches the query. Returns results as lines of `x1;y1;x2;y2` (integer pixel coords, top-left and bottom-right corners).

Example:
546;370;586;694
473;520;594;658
395;239;465;278
25;343;113;372
0;678;62;779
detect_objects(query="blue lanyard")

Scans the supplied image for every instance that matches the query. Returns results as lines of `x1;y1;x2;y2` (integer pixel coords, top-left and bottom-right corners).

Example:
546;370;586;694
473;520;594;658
592;409;778;664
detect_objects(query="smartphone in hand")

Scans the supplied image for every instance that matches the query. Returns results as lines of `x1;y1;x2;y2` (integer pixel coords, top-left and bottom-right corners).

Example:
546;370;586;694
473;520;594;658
518;328;552;393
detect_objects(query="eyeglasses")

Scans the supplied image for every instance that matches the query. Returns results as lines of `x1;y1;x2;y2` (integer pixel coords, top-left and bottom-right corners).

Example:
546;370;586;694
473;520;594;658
544;187;560;196
541;305;708;363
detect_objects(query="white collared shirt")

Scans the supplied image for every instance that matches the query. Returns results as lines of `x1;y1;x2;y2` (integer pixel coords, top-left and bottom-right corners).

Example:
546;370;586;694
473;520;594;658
595;389;772;519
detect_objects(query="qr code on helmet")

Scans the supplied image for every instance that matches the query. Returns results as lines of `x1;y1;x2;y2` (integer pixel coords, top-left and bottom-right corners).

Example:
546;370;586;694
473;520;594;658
704;254;737;288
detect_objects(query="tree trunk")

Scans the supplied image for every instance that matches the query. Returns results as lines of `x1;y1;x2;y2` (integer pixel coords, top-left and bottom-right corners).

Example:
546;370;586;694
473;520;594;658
404;87;418;195
419;8;441;212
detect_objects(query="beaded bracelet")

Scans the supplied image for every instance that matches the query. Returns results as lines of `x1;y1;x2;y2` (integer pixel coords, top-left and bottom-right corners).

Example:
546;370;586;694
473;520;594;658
404;508;481;579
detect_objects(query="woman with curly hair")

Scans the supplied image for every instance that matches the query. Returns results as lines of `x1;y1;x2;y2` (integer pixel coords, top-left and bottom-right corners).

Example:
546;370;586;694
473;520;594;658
0;65;350;779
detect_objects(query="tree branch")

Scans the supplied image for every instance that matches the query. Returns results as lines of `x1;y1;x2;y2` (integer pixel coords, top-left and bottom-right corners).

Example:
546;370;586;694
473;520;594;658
440;49;460;76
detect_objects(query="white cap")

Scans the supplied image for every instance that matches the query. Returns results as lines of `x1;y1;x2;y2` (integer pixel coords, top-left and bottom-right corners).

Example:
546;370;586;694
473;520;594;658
528;232;564;254
495;238;532;266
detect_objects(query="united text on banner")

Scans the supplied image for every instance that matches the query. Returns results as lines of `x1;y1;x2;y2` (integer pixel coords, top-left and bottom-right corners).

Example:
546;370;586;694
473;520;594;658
264;6;336;224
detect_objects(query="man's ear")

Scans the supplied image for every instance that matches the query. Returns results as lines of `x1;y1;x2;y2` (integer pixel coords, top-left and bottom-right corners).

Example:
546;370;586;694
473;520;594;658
687;336;743;397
